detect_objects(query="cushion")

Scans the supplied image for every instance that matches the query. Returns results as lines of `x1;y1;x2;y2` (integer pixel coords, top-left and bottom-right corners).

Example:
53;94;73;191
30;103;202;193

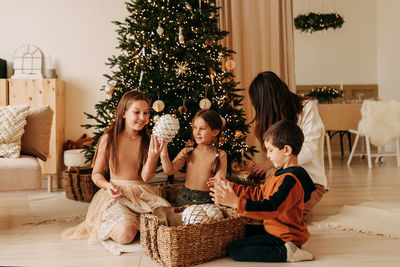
0;104;30;158
21;105;54;161
64;149;90;167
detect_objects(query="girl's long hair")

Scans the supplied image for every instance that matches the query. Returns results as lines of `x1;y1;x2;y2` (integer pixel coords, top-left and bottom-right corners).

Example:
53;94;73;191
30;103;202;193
104;90;150;175
186;109;223;176
249;71;306;150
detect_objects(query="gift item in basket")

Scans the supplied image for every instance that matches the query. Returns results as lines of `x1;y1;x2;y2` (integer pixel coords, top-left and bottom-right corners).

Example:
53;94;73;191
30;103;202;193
140;206;245;267
155;183;183;205
181;204;224;225
63;168;99;202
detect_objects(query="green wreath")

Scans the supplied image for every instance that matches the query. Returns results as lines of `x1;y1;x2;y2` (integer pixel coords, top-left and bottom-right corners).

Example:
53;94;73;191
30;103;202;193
294;12;344;33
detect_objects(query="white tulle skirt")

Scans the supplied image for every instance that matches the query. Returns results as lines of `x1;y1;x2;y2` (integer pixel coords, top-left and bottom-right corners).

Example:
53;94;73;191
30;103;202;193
61;179;170;244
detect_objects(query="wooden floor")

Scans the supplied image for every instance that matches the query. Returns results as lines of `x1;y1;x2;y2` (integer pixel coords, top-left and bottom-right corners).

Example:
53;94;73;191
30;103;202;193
1;154;400;267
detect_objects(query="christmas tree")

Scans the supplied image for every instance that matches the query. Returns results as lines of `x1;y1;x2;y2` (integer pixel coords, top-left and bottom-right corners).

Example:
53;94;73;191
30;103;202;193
83;0;256;172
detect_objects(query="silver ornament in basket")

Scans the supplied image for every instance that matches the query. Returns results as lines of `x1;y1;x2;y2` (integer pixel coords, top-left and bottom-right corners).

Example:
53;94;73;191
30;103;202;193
152;114;180;143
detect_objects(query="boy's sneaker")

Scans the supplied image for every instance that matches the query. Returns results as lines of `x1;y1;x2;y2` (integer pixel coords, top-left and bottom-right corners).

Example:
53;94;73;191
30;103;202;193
285;241;315;262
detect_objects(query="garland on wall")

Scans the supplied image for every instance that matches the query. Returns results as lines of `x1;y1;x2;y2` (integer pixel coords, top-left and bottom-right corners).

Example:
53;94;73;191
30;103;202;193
294;12;344;33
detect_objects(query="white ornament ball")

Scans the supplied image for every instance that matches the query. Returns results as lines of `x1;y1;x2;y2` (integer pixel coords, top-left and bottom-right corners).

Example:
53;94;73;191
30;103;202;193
199;98;212;109
104;84;114;95
152;100;165;112
153;114;160;122
225;59;236;71
152;114;180;143
182;204;224;225
156;25;164;36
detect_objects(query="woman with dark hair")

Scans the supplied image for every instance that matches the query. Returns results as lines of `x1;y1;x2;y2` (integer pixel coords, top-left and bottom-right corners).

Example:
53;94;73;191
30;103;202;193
249;71;327;221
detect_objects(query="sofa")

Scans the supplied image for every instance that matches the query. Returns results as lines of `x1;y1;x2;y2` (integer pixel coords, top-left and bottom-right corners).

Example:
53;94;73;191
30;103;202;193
0;104;53;191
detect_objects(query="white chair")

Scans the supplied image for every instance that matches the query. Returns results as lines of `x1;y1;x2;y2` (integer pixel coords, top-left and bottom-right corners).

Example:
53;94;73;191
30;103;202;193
347;100;400;168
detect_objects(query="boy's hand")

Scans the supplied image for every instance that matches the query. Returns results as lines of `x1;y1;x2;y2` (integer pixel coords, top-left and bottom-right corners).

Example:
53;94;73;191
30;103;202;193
210;179;239;209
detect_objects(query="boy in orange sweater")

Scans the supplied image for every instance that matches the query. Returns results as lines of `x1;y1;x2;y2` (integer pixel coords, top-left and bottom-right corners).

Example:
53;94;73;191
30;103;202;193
209;120;316;262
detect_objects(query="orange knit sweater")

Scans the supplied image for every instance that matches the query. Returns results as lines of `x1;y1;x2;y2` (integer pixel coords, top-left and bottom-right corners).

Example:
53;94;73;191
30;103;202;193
231;166;316;246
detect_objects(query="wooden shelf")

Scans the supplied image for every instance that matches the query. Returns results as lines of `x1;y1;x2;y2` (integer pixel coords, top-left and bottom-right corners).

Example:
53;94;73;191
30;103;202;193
0;79;65;180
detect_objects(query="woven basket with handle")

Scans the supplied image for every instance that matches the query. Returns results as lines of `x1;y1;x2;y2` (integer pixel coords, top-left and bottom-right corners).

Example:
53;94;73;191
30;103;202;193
140;206;245;267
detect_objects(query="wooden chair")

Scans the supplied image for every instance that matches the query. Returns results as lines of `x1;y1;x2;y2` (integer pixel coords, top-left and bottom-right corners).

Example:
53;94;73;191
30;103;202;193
318;104;362;168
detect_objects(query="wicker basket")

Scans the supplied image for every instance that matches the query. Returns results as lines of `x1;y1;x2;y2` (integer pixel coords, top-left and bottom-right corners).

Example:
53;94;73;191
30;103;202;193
140;206;245;267
63;168;99;202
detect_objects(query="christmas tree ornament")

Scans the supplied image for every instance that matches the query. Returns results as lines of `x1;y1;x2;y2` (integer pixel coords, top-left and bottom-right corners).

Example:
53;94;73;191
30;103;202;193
205;39;213;46
139;47;146;56
235;130;243;138
182;204;224;225
178;99;188;114
185;139;194;148
225;59;236;71
104;84;114;95
152;114;180;143
199;98;211;109
220;116;226;127
152;100;165;112
178;105;188;114
156;25;164;36
139;71;144;87
178;26;185;44
185;2;194;15
153;114;160;123
175;62;189;77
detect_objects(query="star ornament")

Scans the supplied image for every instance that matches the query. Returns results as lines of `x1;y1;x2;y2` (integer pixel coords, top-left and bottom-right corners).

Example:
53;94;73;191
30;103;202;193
175;62;189;77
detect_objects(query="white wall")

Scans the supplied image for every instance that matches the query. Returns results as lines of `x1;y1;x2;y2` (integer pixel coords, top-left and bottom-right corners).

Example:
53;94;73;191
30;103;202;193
293;0;377;85
377;0;400;101
0;0;127;140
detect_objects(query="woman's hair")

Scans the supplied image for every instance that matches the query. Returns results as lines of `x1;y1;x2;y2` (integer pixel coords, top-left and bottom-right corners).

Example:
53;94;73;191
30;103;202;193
104;90;150;175
249;71;306;150
186;109;223;176
263;120;304;156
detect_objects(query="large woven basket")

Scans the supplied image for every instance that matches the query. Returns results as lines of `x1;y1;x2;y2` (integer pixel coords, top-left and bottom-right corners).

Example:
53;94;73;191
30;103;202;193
140;206;245;267
63;168;99;202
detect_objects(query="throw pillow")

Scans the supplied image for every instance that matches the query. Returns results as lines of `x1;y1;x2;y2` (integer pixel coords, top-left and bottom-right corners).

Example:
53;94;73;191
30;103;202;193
0;104;30;158
21;105;54;161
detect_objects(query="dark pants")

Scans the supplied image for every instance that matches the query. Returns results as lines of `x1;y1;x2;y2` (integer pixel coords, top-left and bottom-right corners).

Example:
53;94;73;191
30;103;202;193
175;186;212;207
228;224;287;262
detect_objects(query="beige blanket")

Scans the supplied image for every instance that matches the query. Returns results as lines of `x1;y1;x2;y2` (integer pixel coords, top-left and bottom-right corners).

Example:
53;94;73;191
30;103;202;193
315;201;400;239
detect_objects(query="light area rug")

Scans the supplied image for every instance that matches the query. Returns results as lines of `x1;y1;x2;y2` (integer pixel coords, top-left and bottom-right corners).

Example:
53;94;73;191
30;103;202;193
315;201;400;239
28;192;142;255
27;192;89;225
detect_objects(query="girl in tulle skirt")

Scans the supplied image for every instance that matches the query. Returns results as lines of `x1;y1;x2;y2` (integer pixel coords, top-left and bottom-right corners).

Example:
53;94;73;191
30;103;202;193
62;90;170;251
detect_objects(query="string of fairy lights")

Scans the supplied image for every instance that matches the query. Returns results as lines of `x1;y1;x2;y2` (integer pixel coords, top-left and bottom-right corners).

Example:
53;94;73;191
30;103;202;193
99;0;254;162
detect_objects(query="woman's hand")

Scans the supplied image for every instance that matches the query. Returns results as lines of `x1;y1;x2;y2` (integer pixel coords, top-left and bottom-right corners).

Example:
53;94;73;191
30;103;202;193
250;160;274;178
148;135;165;159
106;183;123;200
210;178;239;209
